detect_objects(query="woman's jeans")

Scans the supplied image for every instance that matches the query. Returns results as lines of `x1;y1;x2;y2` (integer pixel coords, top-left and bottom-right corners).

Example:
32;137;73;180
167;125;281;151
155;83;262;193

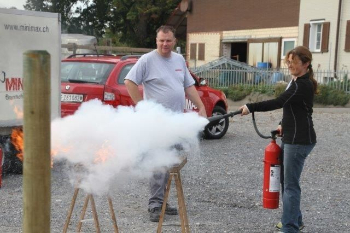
280;143;315;233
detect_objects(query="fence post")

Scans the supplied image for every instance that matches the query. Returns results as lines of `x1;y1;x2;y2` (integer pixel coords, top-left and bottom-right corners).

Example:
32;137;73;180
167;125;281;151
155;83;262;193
23;51;51;233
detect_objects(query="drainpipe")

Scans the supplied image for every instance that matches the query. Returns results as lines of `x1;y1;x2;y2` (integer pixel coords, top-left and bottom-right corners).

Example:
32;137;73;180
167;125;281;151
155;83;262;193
334;0;342;71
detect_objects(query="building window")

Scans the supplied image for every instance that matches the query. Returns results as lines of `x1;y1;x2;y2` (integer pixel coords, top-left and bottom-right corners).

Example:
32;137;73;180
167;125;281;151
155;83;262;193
306;20;330;53
190;43;197;60
198;43;205;61
281;38;296;59
309;21;323;52
345;20;350;52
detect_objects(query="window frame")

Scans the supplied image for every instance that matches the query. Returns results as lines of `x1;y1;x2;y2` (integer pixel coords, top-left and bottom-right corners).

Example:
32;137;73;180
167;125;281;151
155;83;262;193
309;20;324;52
281;38;296;59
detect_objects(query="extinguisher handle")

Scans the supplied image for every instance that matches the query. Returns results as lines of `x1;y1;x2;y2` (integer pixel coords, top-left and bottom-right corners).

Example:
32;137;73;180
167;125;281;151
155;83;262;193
270;130;280;139
206;110;242;128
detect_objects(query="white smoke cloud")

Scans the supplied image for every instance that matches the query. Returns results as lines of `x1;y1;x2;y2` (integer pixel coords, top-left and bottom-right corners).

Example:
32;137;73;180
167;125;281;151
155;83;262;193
51;99;208;195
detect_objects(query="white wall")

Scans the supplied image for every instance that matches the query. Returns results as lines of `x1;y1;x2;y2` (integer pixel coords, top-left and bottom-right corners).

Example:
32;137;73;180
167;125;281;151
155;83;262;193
298;0;339;70
187;27;298;68
337;0;350;71
187;32;222;68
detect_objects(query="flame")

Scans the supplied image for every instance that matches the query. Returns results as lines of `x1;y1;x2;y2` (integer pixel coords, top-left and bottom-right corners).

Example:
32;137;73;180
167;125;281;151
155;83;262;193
11;127;23;161
51;146;71;157
9;100;23;119
10;128;113;167
13;105;23;119
94;141;113;164
11;128;64;167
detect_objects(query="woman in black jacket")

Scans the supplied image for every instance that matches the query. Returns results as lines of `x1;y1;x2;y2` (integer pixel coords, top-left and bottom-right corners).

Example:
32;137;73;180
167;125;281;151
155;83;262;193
240;46;317;233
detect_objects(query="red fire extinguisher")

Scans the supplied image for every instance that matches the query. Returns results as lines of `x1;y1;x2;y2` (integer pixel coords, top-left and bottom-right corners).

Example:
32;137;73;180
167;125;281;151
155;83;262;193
251;112;281;209
263;135;281;209
0;146;3;188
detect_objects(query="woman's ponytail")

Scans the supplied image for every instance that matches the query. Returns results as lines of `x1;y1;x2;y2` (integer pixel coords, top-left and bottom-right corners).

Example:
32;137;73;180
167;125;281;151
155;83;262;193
308;65;318;94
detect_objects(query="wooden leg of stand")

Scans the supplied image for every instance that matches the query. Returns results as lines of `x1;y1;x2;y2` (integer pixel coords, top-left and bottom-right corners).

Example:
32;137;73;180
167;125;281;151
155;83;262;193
108;197;119;233
175;172;190;233
63;188;80;233
157;173;173;233
77;194;90;232
89;195;101;233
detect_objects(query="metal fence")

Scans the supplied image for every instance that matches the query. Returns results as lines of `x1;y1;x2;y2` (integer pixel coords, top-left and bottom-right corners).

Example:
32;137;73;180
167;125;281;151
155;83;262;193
192;67;350;93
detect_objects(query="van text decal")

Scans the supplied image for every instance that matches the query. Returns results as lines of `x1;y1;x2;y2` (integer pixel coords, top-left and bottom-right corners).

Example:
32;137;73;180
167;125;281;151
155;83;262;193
185;99;198;110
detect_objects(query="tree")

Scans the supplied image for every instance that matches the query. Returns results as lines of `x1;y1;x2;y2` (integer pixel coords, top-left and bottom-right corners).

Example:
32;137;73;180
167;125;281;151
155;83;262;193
70;0;112;38
107;0;179;48
24;0;82;33
24;0;181;48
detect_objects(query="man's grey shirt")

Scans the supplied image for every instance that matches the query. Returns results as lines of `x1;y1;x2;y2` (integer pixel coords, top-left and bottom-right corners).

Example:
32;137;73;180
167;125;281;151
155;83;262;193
125;50;195;112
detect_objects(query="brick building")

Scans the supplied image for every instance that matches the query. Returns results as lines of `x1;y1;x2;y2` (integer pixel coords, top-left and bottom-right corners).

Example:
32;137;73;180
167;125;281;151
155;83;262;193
169;0;300;68
169;0;350;72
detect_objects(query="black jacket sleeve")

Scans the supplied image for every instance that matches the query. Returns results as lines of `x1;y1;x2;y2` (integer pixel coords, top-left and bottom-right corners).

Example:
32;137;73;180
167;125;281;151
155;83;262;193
246;80;303;113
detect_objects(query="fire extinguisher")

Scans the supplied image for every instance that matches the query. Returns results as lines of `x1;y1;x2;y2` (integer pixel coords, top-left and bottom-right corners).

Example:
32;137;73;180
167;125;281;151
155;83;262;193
0;146;3;188
252;112;281;209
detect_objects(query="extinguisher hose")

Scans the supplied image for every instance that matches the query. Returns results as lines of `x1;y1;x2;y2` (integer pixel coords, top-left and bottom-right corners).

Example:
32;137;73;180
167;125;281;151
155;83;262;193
252;112;280;140
252;112;271;139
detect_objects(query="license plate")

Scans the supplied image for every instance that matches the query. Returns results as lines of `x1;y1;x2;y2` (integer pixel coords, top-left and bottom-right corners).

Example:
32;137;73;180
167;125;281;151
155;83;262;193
61;94;83;102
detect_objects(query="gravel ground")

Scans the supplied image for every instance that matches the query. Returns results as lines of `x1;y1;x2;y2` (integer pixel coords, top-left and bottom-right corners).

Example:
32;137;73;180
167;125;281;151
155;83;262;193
0;107;349;233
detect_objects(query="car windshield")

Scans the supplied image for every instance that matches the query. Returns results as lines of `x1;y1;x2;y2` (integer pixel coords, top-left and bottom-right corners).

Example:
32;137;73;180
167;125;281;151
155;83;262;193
61;62;114;84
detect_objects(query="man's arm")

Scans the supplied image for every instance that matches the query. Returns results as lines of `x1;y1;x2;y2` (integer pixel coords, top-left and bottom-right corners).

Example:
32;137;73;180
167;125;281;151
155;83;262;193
124;79;143;104
185;85;207;117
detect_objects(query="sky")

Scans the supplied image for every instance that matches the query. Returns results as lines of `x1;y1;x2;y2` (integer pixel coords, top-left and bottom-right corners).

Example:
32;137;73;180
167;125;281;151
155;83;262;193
0;0;26;10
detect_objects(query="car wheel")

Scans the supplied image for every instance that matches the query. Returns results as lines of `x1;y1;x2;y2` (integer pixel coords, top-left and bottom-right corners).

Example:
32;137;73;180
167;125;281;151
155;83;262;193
204;106;229;139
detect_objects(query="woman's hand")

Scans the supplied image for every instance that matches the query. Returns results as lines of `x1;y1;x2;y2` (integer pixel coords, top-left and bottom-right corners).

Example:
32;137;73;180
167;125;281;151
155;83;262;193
239;105;250;116
277;125;283;136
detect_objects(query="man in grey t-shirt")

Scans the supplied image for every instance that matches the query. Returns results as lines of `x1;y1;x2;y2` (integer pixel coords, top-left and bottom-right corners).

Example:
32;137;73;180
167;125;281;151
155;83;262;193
125;25;206;222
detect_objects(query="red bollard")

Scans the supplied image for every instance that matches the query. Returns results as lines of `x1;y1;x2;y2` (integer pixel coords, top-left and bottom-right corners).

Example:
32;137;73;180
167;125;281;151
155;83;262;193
0;147;3;188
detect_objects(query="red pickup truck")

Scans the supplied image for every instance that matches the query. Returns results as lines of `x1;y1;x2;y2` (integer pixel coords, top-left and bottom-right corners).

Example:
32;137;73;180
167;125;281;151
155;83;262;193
61;54;229;139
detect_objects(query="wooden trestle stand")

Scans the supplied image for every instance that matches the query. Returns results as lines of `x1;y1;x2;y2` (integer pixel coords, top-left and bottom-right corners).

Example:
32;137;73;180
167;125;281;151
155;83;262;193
62;156;189;233
62;187;119;233
157;157;190;233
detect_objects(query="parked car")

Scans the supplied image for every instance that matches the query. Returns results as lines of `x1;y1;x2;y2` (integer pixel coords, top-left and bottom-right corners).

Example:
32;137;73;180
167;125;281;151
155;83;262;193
60;54;229;139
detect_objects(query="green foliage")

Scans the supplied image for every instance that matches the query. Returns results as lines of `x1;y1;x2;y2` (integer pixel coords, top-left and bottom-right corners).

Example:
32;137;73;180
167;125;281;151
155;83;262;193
220;85;252;101
24;0;179;47
222;83;349;106
274;83;288;97
24;0;83;34
221;85;275;101
314;85;350;106
326;75;350;93
253;86;274;96
108;0;179;47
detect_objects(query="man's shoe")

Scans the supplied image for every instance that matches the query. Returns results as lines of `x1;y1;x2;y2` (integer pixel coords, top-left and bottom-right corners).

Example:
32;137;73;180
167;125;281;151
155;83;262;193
165;203;178;215
275;222;305;231
148;204;178;222
148;207;161;222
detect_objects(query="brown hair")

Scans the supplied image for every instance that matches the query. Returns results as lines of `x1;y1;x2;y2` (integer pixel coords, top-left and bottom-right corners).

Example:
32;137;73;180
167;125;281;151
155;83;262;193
156;25;176;37
285;46;318;94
